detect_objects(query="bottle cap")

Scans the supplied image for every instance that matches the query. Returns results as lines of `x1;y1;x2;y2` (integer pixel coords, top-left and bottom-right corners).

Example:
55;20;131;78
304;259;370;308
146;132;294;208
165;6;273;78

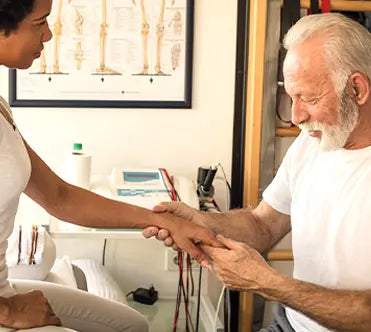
73;143;83;151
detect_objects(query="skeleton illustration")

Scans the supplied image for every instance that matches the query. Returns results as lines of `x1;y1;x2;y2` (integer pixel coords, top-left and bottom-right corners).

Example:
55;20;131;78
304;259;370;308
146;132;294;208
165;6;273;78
74;8;83;34
171;43;181;70
74;42;84;70
52;0;65;73
39;50;47;74
38;0;69;74
73;9;84;70
168;10;182;36
132;0;175;75
94;0;120;75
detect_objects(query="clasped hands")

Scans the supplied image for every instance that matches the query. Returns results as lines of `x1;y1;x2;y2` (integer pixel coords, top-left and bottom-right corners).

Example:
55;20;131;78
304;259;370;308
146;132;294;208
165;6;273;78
144;202;275;292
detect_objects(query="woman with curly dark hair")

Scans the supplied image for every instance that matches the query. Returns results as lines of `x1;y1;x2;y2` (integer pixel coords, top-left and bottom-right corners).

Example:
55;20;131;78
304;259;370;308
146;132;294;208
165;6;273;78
0;0;220;331
0;0;50;69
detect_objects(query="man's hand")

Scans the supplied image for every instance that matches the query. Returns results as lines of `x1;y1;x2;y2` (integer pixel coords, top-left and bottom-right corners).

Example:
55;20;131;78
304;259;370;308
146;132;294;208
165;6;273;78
143;201;208;248
201;235;275;291
0;290;61;329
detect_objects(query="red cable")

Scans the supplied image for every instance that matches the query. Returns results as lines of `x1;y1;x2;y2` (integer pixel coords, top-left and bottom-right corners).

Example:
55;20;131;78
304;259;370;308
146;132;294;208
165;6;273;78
165;169;195;331
173;251;183;331
160;168;177;201
321;0;331;13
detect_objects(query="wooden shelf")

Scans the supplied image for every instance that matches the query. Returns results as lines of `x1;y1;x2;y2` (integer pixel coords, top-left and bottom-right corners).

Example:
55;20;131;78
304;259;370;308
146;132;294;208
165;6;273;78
300;0;371;11
276;126;301;137
267;250;293;261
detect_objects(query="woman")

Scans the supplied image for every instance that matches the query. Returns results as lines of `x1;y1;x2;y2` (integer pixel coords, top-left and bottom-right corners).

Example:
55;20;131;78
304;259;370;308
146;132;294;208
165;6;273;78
0;0;220;330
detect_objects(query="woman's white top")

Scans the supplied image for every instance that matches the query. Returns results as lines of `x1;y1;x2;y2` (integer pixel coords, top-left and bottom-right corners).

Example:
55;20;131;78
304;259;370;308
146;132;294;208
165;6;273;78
0;97;31;297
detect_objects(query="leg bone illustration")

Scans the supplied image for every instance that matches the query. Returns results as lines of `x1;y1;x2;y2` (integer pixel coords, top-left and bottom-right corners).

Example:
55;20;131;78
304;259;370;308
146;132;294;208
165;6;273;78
95;0;120;75
133;0;175;75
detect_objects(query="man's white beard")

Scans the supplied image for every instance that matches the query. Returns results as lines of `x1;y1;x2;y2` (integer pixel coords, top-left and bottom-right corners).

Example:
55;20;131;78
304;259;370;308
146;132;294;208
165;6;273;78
298;92;359;151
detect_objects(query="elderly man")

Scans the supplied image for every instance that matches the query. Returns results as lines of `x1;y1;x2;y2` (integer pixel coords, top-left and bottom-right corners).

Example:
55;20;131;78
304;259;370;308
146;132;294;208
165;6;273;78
144;13;371;332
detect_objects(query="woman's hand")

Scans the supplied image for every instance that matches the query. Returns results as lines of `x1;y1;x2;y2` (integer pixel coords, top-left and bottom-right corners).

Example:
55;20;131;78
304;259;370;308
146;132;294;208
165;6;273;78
158;211;222;267
0;290;61;329
143;201;209;248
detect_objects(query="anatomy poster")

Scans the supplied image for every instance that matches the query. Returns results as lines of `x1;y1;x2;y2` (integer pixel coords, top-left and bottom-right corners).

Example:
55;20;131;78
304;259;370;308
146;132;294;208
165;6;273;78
10;0;193;108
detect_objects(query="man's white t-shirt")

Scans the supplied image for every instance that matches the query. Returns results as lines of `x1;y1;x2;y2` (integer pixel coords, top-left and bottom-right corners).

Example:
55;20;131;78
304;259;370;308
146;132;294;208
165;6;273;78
263;133;371;332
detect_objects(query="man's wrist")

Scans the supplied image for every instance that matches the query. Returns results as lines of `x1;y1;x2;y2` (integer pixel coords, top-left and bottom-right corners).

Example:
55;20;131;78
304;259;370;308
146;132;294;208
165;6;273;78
258;268;289;300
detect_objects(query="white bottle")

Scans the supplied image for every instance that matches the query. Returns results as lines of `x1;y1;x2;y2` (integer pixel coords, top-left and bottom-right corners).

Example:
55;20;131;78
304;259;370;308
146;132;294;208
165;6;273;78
66;143;91;190
53;143;92;232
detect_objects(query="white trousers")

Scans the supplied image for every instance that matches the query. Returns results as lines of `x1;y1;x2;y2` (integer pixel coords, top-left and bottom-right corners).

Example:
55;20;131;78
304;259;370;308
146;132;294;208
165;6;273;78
1;280;148;332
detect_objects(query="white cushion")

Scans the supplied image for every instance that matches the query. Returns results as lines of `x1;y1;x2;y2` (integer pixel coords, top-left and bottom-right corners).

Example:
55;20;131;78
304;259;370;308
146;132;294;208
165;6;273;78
72;259;127;304
45;256;77;288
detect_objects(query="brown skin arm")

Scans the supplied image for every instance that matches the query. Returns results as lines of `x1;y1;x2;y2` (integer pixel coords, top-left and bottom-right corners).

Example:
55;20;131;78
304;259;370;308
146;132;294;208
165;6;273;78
203;236;371;332
22;141;222;264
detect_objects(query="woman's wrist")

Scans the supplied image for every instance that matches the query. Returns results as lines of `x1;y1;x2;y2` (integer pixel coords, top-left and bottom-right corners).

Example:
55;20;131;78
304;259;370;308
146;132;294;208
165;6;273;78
151;211;176;230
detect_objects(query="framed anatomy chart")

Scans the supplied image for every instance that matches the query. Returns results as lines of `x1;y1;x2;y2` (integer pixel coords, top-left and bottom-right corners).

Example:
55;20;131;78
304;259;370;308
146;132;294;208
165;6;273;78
9;0;194;108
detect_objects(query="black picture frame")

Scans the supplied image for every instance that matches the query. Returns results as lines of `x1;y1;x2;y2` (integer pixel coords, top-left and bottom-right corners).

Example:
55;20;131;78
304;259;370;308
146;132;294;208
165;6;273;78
9;0;194;109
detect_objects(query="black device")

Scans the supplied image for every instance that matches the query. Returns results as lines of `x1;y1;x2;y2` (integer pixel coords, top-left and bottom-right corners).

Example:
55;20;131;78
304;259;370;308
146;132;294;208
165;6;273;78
127;285;158;305
197;165;217;200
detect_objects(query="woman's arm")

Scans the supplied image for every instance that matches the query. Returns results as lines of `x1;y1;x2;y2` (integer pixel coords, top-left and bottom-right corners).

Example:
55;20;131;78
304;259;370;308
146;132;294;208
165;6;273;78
23;142;222;264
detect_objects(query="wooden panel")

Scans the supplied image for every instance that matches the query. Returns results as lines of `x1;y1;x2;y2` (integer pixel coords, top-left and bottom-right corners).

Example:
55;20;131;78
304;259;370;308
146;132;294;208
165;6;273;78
240;0;268;331
267;250;294;261
300;0;371;11
243;0;268;208
275;126;301;137
239;292;255;332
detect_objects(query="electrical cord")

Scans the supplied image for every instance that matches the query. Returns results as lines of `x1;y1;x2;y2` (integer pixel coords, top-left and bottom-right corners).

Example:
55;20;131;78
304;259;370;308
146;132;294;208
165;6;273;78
160;169;176;201
164;171;195;332
173;251;195;332
160;168;180;201
189;257;195;296
216;163;231;191
173;252;182;331
195;266;202;332
213;286;226;332
181;255;194;332
186;255;190;332
216;163;231;211
210;167;231;331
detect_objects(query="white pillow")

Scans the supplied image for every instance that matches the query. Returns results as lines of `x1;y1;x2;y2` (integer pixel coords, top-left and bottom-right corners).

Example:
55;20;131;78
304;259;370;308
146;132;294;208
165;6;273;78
44;256;77;289
72;259;127;304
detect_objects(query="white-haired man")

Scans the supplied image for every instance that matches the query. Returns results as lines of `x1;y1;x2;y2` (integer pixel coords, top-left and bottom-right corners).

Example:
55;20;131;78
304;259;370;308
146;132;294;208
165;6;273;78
144;13;371;332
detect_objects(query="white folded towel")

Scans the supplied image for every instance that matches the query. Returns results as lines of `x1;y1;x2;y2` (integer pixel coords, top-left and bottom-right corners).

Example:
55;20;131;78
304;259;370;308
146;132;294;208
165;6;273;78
6;225;45;267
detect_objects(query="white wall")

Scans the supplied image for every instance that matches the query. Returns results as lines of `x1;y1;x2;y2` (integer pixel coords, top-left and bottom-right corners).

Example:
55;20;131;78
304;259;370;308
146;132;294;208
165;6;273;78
0;0;238;304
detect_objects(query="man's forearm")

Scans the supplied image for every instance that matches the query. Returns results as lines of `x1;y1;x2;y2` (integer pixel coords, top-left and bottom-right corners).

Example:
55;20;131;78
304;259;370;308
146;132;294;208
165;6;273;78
200;208;272;252
262;272;371;332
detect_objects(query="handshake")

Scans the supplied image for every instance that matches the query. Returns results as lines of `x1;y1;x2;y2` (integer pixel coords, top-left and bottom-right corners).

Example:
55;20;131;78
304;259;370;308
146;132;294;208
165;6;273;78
142;201;223;268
